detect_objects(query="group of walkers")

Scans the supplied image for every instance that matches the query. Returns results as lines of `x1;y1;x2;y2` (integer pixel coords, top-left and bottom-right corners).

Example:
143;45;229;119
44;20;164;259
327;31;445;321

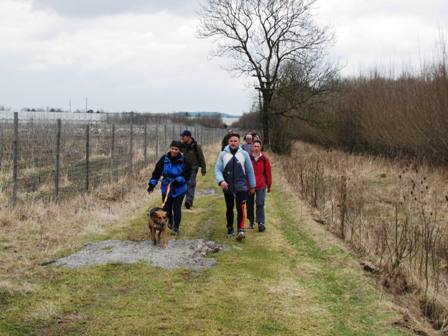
147;128;272;241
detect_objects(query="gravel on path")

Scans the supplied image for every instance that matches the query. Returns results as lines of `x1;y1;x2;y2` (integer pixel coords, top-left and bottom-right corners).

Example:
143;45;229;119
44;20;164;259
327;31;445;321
54;239;225;270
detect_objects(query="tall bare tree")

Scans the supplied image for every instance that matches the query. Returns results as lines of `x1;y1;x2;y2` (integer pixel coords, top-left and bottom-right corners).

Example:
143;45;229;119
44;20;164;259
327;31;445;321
198;0;332;146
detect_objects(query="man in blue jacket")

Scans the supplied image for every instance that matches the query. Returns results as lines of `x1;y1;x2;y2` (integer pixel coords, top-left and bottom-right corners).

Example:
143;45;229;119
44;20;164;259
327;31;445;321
215;133;256;241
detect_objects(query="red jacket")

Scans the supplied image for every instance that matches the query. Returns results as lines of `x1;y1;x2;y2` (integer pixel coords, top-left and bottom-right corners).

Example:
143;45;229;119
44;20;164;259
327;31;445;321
250;153;272;190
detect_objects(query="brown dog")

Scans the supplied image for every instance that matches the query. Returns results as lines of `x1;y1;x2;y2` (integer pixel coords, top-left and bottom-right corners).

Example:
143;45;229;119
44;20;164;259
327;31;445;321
147;207;169;248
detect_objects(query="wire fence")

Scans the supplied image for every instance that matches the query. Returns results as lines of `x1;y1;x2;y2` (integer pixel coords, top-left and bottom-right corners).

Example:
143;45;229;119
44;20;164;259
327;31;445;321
0;112;225;207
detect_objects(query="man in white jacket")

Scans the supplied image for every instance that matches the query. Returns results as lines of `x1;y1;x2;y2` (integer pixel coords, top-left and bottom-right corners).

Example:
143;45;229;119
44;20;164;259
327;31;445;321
215;133;256;241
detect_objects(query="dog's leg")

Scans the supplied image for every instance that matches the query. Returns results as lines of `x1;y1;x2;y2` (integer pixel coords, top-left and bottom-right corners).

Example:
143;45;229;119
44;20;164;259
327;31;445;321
157;230;162;247
151;227;157;245
161;228;168;248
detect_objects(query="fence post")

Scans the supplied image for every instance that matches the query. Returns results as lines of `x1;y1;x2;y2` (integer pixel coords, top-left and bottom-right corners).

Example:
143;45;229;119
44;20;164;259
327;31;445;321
54;119;61;199
129;112;134;173
110;124;115;182
11;112;18;207
156;124;160;160
164;124;167;150
143;121;148;166
85;124;90;191
0;123;3;171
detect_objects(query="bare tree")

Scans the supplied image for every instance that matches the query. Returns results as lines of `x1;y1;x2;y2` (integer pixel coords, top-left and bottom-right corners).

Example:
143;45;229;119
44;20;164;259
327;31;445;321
274;57;338;122
198;0;332;146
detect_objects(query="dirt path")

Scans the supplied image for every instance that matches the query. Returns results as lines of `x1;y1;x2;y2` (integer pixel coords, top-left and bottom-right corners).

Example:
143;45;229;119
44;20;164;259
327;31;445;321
0;156;411;336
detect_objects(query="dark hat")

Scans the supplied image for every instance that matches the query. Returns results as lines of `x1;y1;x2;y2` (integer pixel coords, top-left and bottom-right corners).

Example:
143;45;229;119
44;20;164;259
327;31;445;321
180;130;192;137
170;140;182;149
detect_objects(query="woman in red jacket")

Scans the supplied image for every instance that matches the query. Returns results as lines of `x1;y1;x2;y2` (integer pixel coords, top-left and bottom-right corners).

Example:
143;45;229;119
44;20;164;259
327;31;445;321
247;139;272;232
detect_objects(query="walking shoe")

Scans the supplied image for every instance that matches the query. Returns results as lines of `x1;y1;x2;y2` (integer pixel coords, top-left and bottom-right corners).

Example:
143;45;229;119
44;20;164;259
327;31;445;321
185;202;192;209
227;227;234;237
249;221;255;229
258;223;265;232
170;229;179;236
236;230;245;242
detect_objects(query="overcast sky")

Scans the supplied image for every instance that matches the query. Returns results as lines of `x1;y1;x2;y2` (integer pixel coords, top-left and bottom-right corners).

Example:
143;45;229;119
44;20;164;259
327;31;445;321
0;0;447;115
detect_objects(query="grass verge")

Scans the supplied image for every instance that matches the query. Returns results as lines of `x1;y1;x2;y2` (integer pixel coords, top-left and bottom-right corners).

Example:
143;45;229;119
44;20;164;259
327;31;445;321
0;151;411;335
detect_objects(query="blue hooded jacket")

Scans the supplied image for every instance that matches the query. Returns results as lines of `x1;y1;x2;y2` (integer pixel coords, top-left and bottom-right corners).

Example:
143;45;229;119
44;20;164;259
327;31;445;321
215;145;256;194
149;153;192;198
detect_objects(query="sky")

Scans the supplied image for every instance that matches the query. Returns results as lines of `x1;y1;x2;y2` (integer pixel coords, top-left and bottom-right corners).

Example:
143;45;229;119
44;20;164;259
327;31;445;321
0;0;447;115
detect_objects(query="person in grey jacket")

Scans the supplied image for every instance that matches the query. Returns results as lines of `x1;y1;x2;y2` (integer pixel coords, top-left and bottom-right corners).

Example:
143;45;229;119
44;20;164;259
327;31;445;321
215;133;256;241
242;133;253;153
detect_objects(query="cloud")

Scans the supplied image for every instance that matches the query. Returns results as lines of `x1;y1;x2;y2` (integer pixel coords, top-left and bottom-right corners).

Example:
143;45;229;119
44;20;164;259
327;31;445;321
30;0;199;17
0;0;251;114
1;0;448;114
316;0;448;75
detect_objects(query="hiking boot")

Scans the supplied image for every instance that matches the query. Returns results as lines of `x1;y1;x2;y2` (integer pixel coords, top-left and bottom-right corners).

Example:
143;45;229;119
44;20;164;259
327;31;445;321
170;228;179;236
236;230;245;242
185;202;192;210
249;221;255;229
227;227;234;237
258;223;265;232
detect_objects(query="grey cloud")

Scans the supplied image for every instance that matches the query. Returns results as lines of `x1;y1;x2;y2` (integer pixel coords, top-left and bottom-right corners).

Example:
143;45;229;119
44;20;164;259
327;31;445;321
31;0;199;17
322;0;448;25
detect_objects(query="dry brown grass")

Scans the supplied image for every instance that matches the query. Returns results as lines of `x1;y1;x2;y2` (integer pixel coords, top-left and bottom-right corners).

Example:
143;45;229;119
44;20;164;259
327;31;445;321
0;169;150;278
279;141;448;332
0;145;216;279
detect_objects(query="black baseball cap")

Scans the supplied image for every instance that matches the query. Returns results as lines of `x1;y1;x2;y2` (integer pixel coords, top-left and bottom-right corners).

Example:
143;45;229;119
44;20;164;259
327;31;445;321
180;130;192;137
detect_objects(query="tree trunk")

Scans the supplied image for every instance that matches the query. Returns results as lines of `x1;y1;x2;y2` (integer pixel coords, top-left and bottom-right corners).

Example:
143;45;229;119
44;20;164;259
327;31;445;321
261;88;273;148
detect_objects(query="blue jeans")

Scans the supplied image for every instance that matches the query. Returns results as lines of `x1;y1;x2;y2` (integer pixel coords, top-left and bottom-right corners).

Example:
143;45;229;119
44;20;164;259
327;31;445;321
162;194;185;232
247;188;266;224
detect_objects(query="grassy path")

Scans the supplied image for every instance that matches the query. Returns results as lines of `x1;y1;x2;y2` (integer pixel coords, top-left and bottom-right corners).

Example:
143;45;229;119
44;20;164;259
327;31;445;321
0;158;410;336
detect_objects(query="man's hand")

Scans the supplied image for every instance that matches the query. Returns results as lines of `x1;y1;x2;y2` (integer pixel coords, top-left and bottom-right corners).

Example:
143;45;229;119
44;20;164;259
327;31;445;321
220;181;229;191
249;188;255;196
147;184;155;194
201;169;206;176
267;186;271;193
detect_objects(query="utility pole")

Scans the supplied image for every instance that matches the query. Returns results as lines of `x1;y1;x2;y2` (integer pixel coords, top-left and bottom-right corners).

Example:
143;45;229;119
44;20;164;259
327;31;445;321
85;97;88;112
69;98;72;113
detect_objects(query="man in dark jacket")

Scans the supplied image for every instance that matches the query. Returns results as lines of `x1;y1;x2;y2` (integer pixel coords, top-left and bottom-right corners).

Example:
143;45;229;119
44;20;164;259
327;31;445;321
180;130;206;209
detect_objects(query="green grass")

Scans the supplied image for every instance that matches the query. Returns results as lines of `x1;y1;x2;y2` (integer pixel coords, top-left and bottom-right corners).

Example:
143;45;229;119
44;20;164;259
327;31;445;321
0;161;411;336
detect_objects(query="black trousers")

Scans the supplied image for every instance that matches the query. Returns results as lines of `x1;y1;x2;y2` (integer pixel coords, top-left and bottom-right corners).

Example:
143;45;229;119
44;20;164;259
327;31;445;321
224;191;248;231
162;194;185;232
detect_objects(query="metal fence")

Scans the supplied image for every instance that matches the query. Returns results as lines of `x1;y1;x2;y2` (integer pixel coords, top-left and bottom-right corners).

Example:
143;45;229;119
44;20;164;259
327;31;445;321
0;112;224;206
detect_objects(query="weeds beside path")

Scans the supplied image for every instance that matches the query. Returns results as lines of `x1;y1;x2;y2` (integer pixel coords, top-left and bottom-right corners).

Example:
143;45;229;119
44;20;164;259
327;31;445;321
0;153;410;336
